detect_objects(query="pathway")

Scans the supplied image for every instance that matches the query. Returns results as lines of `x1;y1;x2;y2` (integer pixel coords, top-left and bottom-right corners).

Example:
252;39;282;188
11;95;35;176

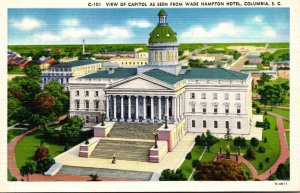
239;113;290;180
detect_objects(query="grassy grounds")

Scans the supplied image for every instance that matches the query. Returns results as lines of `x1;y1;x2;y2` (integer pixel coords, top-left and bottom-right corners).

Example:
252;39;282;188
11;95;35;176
283;120;289;129
8;170;13;181
285;132;290;148
15;130;65;169
7;129;27;143
268;42;289;49
241;163;252;180
261;107;289;119
207;43;265;49
179;145;205;179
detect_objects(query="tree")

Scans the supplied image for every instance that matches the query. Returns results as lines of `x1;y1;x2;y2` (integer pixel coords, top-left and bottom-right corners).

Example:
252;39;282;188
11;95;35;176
206;130;218;152
185;152;192;160
194;160;247;181
20;161;35;181
24;62;41;80
35;157;55;174
256;107;261;114
257;73;271;86
159;169;187;181
250;137;259;149
276;163;290;180
60;116;84;143
245;148;255;160
195;133;206;146
233;137;246;147
259;162;264;170
34;92;55;116
34;145;49;161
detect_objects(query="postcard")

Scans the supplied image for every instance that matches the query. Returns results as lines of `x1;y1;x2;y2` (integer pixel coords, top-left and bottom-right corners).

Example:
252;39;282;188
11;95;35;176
0;0;299;192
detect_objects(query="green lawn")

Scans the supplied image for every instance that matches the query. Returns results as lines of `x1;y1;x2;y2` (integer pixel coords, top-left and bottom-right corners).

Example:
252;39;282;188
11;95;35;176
179;145;205;179
7;170;13;181
283;120;289;129
208;43;265;49
15;130;65;169
7;129;27;143
285;132;290;148
241;163;252;180
268;42;289;49
261;107;289;119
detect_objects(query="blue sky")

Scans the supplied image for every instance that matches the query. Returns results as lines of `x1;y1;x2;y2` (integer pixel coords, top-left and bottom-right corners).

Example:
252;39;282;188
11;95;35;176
8;8;289;45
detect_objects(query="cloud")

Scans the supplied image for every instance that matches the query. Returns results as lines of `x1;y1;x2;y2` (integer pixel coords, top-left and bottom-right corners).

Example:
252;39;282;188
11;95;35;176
252;16;263;23
61;18;80;26
11;17;44;31
263;26;277;38
127;19;152;28
35;33;62;42
95;26;133;39
180;22;249;42
60;27;92;39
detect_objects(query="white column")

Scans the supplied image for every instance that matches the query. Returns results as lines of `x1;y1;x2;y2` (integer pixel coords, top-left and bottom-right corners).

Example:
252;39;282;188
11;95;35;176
106;95;110;121
120;95;124;122
135;96;139;122
143;96;147;123
150;96;154;123
166;96;169;119
173;96;177;122
158;96;162;123
113;95;117;121
128;96;132;122
177;95;180;120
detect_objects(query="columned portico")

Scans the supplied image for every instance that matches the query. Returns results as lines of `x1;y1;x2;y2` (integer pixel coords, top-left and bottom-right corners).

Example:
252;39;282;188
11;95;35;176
105;94;177;123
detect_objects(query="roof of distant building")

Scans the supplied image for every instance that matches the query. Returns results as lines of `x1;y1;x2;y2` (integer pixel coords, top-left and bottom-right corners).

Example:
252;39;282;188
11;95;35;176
51;59;101;68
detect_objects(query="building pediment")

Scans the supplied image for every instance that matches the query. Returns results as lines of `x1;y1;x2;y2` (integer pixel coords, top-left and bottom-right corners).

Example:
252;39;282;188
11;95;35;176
107;74;174;91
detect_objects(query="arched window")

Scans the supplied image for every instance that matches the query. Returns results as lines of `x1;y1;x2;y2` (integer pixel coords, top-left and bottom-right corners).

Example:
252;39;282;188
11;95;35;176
175;51;178;60
86;116;89;123
166;51;170;61
170;52;173;61
95;116;99;123
155;52;158;62
159;52;162;62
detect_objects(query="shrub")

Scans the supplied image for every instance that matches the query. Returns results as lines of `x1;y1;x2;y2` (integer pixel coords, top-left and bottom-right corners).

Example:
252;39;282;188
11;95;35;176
256;121;264;128
258;146;266;153
34;146;49;161
265;157;270;163
264;118;270;130
186;152;192;160
256;107;261;114
275;126;278;130
276;163;290;180
35;157;55;174
245;148;255;160
268;175;276;181
252;102;257;108
192;160;200;168
233;137;247;147
264;111;267;115
159;169;187;181
259;162;264;170
264;137;268;143
64;143;69;151
250;137;259;149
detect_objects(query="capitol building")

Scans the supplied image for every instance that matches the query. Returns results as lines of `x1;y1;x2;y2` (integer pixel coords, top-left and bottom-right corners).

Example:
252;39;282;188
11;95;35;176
69;9;253;139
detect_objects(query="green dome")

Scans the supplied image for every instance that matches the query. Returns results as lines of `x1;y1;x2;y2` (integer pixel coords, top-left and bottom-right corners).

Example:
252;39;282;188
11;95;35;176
148;25;177;43
158;9;167;16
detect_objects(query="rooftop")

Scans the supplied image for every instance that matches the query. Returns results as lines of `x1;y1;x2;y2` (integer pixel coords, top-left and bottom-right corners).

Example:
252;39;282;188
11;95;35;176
80;67;248;84
51;59;101;68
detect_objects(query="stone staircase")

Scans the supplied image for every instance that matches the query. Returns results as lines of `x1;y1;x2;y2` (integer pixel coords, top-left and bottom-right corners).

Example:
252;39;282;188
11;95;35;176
107;122;162;140
90;123;162;162
58;165;154;181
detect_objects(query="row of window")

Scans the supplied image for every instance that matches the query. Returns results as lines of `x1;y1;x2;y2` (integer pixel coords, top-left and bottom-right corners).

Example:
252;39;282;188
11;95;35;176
191;104;241;114
191;120;241;129
75;100;101;109
120;61;147;65
150;51;178;62
75;90;99;97
190;93;241;100
85;115;99;123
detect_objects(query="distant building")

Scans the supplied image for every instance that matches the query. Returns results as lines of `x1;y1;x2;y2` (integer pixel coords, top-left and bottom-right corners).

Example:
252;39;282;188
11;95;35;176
39;57;56;70
110;51;148;67
270;61;290;71
247;53;262;64
41;59;103;90
8;50;30;69
58;57;79;63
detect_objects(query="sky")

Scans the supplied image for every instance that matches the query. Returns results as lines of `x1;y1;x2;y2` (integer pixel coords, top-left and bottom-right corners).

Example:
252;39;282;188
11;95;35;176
8;8;289;45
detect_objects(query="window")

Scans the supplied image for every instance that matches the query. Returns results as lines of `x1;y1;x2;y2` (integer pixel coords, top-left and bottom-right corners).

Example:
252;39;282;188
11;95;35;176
190;93;195;99
86;116;89;123
237;122;241;129
236;93;241;100
75;100;80;109
192;107;195;113
237;105;241;114
214;105;218;114
95;101;99;110
192;120;195;128
203;105;207;114
226;121;229;129
213;93;217;100
76;90;80;96
203;120;207;128
225;105;229;114
95;91;99;97
85;91;89;97
201;93;206;99
95;116;99;123
214;121;218;128
85;101;89;109
225;93;229;100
